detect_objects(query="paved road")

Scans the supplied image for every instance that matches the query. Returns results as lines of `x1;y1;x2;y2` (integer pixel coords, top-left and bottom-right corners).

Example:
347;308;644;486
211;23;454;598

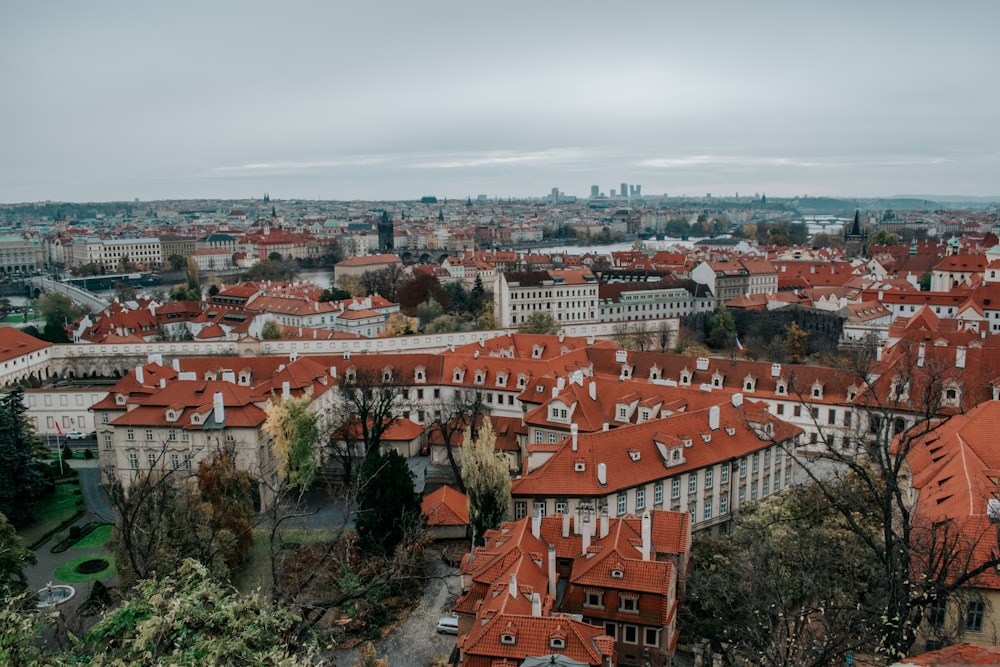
333;548;461;667
76;463;115;522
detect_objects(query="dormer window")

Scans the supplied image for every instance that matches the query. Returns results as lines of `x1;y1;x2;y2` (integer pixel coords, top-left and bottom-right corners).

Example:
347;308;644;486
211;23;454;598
617;405;628;421
496;373;508;387
550;637;566;650
474;371;485;385
453;368;465;383
611;569;624;579
628;449;641;462
574;458;586;472
744;375;756;392
622;365;632;379
382;367;394;383
500;634;517;646
532;344;544;359
116;394;127;405
776;381;787;395
638;409;650;423
711;371;724;388
680;372;691;386
811;382;824;399
517;374;528;389
414;367;426;383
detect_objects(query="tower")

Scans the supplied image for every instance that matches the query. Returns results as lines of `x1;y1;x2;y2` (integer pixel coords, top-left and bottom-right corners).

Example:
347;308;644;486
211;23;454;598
378;210;394;253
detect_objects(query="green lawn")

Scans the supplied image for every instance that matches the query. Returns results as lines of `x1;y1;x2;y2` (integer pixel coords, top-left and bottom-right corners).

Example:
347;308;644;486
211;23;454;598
54;554;116;584
19;481;84;546
70;524;113;550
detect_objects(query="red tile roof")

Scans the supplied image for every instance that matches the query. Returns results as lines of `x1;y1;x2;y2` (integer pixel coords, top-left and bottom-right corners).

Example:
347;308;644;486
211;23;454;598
421;485;469;526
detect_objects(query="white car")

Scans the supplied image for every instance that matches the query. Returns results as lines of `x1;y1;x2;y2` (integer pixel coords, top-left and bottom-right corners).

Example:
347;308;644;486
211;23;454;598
435;615;459;635
65;431;88;440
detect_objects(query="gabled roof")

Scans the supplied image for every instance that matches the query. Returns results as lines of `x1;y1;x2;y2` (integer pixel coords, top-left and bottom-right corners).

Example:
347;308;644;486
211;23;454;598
421;485;469;527
0;328;51;363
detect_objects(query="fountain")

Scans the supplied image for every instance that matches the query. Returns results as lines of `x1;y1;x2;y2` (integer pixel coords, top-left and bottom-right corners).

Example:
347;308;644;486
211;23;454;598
36;581;75;609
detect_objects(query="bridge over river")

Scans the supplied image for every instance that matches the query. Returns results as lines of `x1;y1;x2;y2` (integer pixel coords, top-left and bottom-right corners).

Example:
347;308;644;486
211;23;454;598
25;277;110;311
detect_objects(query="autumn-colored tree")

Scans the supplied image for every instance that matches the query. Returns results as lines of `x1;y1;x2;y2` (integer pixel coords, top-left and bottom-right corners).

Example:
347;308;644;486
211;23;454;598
384;312;414;337
460;419;511;546
352;642;389;667
784;321;809;363
263;396;318;492
197;451;256;571
397;273;448;315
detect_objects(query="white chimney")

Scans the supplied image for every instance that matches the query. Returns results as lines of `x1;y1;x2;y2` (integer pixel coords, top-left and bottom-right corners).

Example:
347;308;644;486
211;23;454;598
696;357;709;371
172;358;181;372
956;346;967;369
551;386;559;399
600;509;609;539
615;349;628;364
531;591;542;617
589;381;597;401
213;391;225;424
876;345;884;362
709;405;720;430
562;511;571;538
558;332;565;343
557;377;565;391
474;350;479;359
731;393;744;408
602;423;609;431
548;545;557;599
571;423;578;452
597;462;607;486
159;378;166;389
582;517;591;554
508;573;518;599
917;342;926;368
770;362;781;378
222;371;236;384
290;351;298;362
147;353;162;366
331;366;337;378
532;510;542;540
135;365;144;385
282;381;291;400
641;511;651;561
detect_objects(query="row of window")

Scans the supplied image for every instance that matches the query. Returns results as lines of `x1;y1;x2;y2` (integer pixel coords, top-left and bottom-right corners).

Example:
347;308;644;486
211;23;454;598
127;451;192;471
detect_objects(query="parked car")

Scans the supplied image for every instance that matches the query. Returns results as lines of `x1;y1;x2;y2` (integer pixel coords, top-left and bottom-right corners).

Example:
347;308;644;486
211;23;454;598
65;431;88;440
435;615;459;635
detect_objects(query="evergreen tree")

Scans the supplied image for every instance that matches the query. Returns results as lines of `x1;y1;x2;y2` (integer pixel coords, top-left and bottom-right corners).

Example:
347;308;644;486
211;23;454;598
0;388;50;527
355;448;420;556
470;275;486;315
706;308;737;349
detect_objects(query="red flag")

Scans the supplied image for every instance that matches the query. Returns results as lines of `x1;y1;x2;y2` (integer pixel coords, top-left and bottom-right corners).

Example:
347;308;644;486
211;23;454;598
55;421;63;436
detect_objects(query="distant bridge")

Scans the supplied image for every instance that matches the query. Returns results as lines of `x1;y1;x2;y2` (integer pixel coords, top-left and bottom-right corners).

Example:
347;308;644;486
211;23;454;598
25;277;110;311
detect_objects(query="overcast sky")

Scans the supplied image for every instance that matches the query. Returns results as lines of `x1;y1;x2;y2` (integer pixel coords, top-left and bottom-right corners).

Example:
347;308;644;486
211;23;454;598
3;1;999;203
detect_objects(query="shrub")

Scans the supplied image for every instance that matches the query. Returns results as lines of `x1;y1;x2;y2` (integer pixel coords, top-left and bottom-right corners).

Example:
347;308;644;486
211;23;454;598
83;449;93;460
69;526;81;539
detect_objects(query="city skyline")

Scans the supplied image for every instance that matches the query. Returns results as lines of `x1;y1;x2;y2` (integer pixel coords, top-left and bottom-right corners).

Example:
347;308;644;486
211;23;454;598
3;1;1000;204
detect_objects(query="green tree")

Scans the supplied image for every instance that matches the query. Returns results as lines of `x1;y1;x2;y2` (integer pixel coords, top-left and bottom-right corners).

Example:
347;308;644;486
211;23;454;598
261;319;284;340
319;287;352;302
0;513;34;596
460;419;511;546
84;559;323;665
784;321;809;363
36;292;85;343
263;396;319;493
0;388;50;527
166;253;186;271
469;275;486;315
918;272;932;291
355;448;420;556
706;308;736;349
869;229;901;246
518;312;561;335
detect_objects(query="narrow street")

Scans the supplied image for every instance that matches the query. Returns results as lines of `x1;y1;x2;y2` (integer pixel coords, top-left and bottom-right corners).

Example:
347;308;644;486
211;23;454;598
334;547;461;667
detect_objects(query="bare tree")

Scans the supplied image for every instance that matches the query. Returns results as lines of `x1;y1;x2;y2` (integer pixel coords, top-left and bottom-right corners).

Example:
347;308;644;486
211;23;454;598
757;336;1000;659
327;367;405;484
428;389;485;493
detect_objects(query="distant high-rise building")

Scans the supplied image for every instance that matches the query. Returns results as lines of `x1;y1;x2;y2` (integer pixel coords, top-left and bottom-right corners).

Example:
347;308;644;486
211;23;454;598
621;182;629;199
610;189;617;198
590;185;600;198
551;187;560;204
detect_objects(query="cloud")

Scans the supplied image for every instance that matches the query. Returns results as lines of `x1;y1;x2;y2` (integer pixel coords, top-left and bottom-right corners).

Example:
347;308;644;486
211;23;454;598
638;155;952;170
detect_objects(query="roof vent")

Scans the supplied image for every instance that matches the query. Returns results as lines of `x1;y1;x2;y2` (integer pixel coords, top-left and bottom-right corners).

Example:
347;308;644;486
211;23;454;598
615;350;628;364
